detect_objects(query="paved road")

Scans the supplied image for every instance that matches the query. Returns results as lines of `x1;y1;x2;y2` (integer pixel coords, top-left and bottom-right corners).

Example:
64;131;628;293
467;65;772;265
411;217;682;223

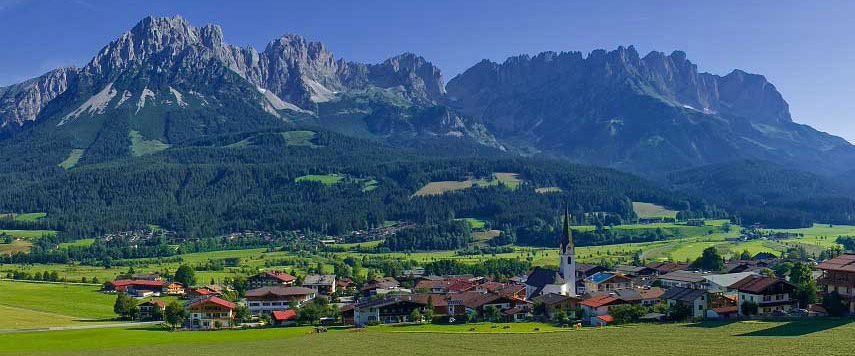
0;321;162;333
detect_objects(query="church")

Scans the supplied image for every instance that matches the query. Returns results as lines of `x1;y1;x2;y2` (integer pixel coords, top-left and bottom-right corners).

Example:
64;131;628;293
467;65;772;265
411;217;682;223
524;207;577;300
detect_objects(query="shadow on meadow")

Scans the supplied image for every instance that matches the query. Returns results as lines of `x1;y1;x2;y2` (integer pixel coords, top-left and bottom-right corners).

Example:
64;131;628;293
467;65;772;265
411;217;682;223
737;319;853;337
683;320;740;328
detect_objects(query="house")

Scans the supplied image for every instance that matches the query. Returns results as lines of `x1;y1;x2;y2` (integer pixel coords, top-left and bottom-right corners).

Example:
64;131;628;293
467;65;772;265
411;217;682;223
245;286;316;316
645;261;689;275
583;272;632;293
659;270;711;290
579;295;625;323
615;265;658;278
708;306;739;319
247;270;296;289
185;296;235;329
336;278;357;292
164;282;185;295
414;279;474;294
270;309;298;326
353;295;428;326
102;279;166;294
751;252;778;261
590;314;613;327
661;287;709;319
361;277;401;295
732;275;797;316
531;293;582;318
574;263;608;294
303;274;336;295
636;287;665;306
686;219;706;226
138;299;167;320
187;285;224;298
131;273;162;281
703;272;758;293
503;306;531;322
816;253;855;314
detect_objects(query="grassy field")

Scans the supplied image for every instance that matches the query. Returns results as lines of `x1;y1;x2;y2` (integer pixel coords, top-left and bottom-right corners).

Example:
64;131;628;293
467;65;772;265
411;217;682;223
534;187;562;193
129;130;171;156
0;305;121;329
632;202;678;219
0;229;55;238
59;149;84;169
2;320;854;355
0;239;32;255
0;281;118;319
413;172;521;196
456;218;486;229
770;223;855;248
58;238;96;249
11;212;48;222
280;130;319;147
295;174;345;185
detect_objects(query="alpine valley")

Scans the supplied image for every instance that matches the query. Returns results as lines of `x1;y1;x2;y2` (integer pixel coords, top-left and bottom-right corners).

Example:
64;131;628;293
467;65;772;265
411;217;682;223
1;16;854;241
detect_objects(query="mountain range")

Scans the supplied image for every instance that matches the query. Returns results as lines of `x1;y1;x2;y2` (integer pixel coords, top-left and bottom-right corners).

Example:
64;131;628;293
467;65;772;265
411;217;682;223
0;15;853;235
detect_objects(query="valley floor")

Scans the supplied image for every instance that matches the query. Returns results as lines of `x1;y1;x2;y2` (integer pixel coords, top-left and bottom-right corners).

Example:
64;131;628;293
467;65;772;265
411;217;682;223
2;320;853;356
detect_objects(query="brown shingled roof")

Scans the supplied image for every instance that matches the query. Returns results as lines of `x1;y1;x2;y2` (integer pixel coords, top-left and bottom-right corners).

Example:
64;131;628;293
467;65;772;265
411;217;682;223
816;253;855;272
730;275;795;294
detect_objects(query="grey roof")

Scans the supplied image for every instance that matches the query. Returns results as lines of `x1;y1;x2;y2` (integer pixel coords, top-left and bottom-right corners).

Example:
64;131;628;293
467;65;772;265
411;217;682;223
303;274;336;286
661;287;707;302
532;293;573;305
704;272;758;288
526;267;564;288
660;270;713;283
245;286;315;298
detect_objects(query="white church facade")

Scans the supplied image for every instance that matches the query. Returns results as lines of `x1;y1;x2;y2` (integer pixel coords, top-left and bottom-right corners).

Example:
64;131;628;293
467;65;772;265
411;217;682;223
524;207;577;300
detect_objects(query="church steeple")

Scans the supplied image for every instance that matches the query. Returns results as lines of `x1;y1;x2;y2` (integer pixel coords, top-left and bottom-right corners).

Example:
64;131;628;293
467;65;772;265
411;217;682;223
560;204;573;253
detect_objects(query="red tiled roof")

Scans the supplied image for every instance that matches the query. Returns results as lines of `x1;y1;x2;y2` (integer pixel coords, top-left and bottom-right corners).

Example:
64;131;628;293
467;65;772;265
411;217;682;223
142;299;168;307
271;309;297;321
579;295;622;308
188;296;235;309
107;279;166;287
816;253;855;272
713;306;738;314
731;275;795;294
266;270;296;282
595;314;614;322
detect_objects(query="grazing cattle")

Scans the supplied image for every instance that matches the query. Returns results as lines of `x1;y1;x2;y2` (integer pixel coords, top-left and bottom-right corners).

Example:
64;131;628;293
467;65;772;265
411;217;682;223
574;323;582;330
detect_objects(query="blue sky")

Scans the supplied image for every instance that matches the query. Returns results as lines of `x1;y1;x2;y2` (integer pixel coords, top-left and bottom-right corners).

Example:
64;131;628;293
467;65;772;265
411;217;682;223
1;0;853;142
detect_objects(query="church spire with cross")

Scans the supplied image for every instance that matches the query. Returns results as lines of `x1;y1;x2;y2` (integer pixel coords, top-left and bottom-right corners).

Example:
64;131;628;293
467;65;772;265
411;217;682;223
559;203;576;296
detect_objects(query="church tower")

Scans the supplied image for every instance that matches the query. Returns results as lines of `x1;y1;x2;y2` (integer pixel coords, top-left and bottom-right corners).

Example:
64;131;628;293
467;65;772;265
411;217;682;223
559;205;577;296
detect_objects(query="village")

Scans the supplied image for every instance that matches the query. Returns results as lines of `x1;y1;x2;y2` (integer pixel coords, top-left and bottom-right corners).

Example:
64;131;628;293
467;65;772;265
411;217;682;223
96;211;855;331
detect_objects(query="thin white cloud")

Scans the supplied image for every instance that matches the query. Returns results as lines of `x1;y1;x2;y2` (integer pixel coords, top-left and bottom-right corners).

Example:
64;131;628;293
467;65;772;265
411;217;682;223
0;0;29;12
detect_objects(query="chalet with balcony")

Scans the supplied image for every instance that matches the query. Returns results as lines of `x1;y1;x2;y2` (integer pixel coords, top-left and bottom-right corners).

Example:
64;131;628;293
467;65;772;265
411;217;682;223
185;296;235;329
732;275;797;316
247;270;296;289
245;286;316;316
816;253;855;314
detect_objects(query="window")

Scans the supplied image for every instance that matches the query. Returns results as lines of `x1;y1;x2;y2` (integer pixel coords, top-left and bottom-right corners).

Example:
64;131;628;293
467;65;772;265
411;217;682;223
698;305;703;310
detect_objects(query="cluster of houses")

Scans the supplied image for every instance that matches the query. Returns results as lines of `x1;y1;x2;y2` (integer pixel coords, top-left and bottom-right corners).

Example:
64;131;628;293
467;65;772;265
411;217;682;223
101;212;855;330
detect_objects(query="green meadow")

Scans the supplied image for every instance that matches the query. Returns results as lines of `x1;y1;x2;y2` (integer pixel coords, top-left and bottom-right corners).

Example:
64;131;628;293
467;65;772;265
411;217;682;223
1;320;854;355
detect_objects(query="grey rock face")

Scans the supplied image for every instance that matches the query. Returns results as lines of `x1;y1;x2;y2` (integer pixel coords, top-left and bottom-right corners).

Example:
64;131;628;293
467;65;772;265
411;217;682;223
0;15;447;127
0;67;78;127
446;46;852;174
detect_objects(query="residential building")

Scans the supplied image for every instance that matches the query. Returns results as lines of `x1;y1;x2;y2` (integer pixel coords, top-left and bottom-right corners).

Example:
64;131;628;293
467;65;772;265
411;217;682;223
303;274;336;295
131;273;162;281
353;295;428;326
732;275;797;316
102;279;166;294
531;293;582;318
583;272;632;293
659;270;711;290
645;261;689;275
164;282;185;295
138;299;166;319
247;270;296;289
579;295;626;323
270;309;298;326
816;253;855;314
245;286;316;315
703;272;758;293
661;287;709;319
185;296;235;329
